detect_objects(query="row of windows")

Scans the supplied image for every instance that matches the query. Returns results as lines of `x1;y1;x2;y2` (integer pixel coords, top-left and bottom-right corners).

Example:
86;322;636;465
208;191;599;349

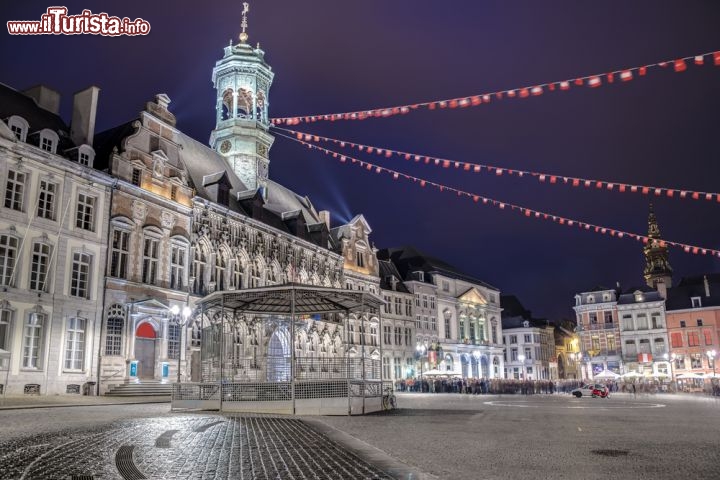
588;311;614;324
670;330;713;348
382;325;413;346
414;293;436;309
0;307;88;370
6;117;96;167
382;295;412;317
110;227;188;290
624;338;666;354
673;354;713;370
415;315;437;331
4;169;98;232
505;334;541;345
619;312;664;330
0;235;94;298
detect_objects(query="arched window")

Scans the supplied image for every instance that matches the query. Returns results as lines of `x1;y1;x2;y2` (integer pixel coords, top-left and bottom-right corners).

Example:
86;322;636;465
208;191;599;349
232;255;246;290
213;252;227;291
0;301;14;356
255;91;266;122
167;323;180;360
170;237;189;291
221;88;234;120
38;128;59;154
7;115;29;142
141;227;162;286
105;304;124;356
237;88;253;118
29;240;52;292
22;310;46;368
250;258;262;288
0;234;19;287
192;246;208;295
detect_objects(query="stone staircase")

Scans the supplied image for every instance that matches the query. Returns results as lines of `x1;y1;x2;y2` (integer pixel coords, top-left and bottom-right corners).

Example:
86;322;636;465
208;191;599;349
105;381;172;397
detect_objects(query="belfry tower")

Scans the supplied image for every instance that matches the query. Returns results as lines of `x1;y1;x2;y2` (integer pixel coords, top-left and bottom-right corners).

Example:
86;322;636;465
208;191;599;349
643;203;673;289
209;2;274;194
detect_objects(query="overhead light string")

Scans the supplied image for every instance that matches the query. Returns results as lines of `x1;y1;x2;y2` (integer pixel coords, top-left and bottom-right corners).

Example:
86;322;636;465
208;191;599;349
271;50;720;125
273;131;720;259
271;125;720;203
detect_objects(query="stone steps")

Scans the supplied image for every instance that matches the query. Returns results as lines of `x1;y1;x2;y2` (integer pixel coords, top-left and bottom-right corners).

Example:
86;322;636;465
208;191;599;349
106;382;172;397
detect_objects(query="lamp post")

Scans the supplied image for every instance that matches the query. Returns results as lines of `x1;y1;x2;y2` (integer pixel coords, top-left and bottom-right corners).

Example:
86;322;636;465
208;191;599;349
416;344;426;391
707;349;717;377
518;353;526;380
169;305;192;384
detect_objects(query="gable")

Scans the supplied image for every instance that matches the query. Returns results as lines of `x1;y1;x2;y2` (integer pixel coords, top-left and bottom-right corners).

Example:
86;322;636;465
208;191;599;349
458;287;488;305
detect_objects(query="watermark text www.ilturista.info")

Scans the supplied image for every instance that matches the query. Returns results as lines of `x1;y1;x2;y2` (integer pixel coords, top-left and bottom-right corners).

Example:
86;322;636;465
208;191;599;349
7;7;151;36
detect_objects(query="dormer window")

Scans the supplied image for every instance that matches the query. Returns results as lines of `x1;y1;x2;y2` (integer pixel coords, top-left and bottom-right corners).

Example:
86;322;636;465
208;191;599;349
38;129;59;154
587;295;595;303
603;293;610;301
7;116;29;142
356;251;365;268
76;145;95;168
414;271;424;282
691;297;702;308
634;292;644;302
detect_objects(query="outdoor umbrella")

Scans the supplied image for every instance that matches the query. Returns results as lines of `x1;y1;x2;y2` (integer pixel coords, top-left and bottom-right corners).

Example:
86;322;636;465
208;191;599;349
593;369;620;380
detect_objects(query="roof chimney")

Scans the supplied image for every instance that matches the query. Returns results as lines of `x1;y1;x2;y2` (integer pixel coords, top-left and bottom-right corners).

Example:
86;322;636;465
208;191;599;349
22;85;61;115
318;210;331;230
70;86;100;147
704;275;710;297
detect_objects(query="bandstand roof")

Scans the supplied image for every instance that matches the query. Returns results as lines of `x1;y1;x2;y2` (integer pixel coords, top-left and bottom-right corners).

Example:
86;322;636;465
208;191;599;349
194;284;385;315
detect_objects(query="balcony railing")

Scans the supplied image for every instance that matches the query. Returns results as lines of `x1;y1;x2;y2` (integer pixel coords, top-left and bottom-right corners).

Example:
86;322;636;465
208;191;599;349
580;322;616;331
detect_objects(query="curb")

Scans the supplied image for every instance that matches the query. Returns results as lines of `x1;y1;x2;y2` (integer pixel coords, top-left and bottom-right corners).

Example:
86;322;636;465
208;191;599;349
0;400;170;411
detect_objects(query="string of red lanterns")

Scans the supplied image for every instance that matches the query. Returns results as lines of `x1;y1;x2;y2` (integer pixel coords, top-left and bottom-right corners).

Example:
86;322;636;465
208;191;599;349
270;50;720;125
271;126;720;203
274;131;720;258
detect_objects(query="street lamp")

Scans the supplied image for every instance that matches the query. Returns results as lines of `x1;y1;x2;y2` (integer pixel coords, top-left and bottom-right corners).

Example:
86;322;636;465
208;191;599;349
518;354;526;380
574;352;583;380
169;305;193;383
416;344;426;391
707;349;717;377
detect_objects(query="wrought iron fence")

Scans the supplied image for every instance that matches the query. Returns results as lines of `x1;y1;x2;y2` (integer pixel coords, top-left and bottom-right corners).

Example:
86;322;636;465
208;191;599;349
200;356;381;382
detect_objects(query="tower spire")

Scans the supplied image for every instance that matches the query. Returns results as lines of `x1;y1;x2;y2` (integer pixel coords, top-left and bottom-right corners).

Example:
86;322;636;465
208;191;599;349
240;2;250;43
643;202;673;289
210;5;274;195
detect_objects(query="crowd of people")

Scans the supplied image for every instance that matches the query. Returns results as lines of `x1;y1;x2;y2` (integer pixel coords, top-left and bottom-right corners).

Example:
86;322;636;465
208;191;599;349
396;377;583;395
395;377;720;396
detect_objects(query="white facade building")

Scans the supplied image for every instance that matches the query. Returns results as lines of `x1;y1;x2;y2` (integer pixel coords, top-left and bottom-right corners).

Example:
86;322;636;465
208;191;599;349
1;84;112;395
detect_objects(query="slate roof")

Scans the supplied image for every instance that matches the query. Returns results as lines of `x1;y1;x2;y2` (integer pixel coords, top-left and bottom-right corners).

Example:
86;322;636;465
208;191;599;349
0;83;75;152
665;273;720;310
93;120;135;171
617;289;664;305
377;246;498;290
378;260;410;293
500;295;532;319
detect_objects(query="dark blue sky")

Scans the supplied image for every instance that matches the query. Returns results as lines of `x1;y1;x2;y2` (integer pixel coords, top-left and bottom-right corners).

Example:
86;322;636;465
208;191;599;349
2;1;719;320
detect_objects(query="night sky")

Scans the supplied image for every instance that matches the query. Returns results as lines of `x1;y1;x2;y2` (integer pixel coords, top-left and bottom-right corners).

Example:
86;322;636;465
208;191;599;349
2;1;719;321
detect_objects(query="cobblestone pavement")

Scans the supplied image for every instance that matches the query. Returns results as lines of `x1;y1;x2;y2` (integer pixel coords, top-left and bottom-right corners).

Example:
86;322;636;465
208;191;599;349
0;407;392;480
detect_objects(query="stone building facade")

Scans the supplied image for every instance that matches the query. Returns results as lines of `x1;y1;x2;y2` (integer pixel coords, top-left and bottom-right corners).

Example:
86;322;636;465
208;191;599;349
0;84;112;395
379;247;504;380
573;287;622;379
